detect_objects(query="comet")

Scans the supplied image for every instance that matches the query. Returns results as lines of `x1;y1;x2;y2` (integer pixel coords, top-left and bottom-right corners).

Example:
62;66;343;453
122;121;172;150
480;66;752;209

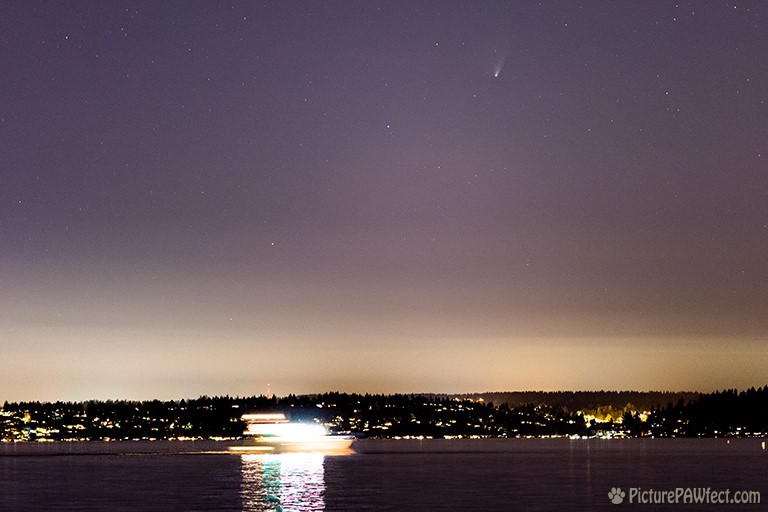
493;58;504;78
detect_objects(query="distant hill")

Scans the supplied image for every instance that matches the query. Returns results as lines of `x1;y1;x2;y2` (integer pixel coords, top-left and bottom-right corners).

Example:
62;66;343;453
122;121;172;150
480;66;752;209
443;391;701;412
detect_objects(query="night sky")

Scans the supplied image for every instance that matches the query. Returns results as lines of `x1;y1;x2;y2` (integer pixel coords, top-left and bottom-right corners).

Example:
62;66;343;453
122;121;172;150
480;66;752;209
2;2;767;401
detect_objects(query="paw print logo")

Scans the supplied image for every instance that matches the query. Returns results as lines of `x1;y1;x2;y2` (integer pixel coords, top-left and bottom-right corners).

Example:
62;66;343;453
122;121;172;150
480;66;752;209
608;487;626;505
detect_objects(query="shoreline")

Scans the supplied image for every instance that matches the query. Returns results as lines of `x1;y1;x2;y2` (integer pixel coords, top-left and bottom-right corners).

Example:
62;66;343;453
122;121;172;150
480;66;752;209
1;437;765;456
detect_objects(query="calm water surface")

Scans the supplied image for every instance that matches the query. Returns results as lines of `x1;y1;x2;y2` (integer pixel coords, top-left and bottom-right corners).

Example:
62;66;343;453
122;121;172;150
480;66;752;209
0;439;765;511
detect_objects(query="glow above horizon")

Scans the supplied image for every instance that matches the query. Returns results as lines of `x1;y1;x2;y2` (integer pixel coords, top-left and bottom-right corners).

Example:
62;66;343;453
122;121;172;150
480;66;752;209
1;1;767;401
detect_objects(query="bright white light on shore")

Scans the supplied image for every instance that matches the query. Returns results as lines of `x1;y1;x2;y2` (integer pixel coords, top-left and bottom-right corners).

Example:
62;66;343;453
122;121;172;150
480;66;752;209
237;412;354;453
247;422;328;440
242;413;287;423
242;412;329;440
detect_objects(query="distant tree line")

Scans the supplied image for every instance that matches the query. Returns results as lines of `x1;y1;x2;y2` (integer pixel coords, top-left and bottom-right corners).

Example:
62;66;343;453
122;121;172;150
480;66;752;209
641;387;768;437
456;390;702;413
1;387;766;441
0;395;273;441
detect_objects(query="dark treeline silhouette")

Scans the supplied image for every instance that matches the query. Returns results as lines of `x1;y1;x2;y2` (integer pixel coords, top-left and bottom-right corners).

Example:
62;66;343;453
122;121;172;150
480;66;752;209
1;388;766;441
0;395;276;441
453;391;701;412
296;392;585;438
643;386;768;437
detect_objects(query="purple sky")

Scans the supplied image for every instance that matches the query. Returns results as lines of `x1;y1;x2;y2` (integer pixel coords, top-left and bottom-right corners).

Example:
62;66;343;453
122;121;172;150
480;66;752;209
2;1;767;401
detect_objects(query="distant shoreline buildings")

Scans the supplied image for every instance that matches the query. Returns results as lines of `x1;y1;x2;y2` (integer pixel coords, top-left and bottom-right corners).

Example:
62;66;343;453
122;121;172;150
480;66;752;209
1;388;767;442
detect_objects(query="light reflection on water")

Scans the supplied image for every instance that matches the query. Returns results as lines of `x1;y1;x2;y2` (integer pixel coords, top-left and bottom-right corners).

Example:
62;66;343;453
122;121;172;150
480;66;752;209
0;439;765;511
240;453;326;511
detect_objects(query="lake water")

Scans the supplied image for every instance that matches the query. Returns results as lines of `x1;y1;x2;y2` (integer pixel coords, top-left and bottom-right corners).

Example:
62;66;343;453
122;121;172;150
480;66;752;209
0;439;765;511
